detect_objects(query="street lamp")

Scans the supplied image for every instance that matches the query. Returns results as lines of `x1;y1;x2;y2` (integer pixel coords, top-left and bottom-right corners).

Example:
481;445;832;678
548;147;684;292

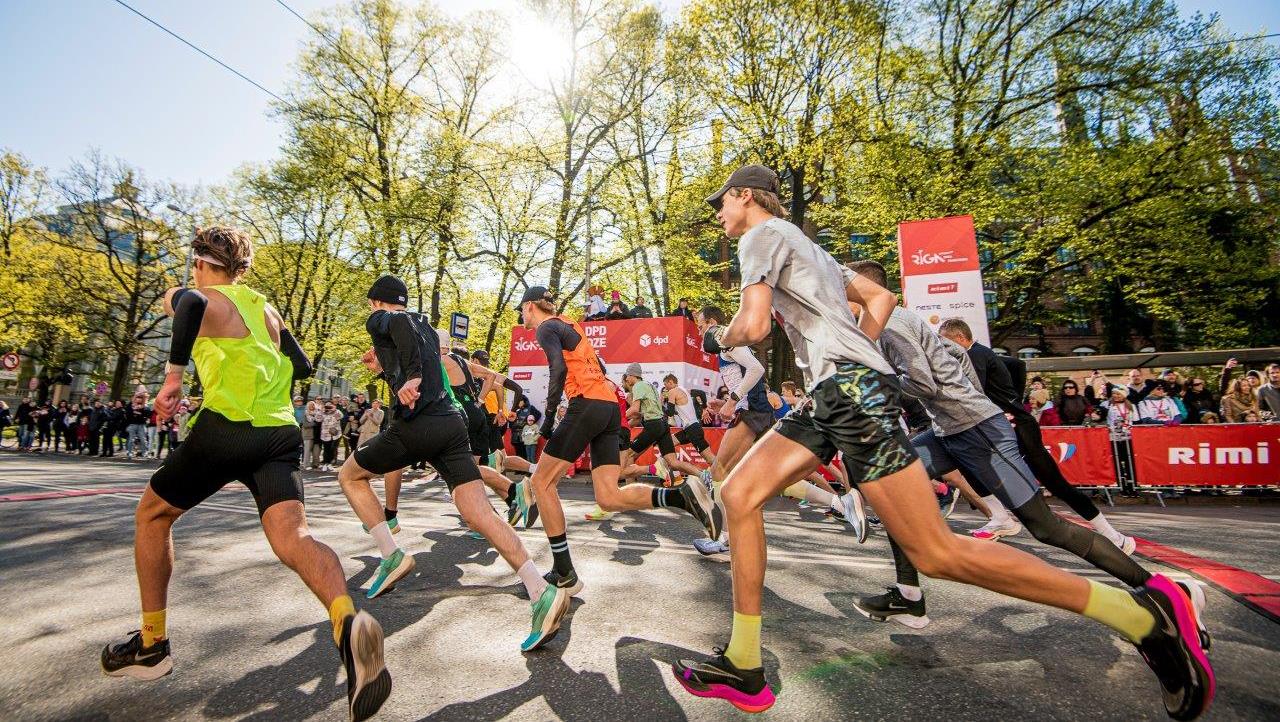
166;203;195;286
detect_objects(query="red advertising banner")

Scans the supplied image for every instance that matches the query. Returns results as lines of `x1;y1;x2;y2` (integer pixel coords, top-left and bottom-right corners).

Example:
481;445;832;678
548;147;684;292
509;317;715;370
1131;424;1279;487
898;215;981;275
1039;426;1118;487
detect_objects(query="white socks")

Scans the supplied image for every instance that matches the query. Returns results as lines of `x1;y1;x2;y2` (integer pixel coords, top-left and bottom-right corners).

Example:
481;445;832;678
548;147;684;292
517;560;548;601
1088;512;1125;545
528;463;538;476
897;583;923;601
983;495;1013;526
802;483;835;508
370;522;398;558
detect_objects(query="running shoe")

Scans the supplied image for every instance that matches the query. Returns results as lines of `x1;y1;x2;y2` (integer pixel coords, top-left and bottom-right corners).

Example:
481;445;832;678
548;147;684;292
1176;578;1212;652
700;468;713;490
654;457;676;487
680;476;719;539
797;500;811;509
693;538;729;556
1119;534;1137;556
970;518;1023;541
366;549;415;599
506;480;540;528
852;586;930;629
101;631;173;680
1133;574;1215;721
671;647;775;713
340;610;391;722
522;570;576;652
938;486;959;519
465;530;486;540
839;490;869;543
584;505;614;521
543;570;584;596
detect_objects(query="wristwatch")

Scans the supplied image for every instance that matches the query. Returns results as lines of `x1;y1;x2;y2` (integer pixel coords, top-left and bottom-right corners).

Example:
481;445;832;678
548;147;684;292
729;391;741;402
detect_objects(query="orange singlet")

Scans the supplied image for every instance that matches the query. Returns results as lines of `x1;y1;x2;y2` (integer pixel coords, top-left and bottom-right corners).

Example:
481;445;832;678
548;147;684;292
552;315;615;403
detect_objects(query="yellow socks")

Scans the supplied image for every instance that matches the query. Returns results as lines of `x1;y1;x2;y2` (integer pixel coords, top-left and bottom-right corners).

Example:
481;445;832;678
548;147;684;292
1082;580;1155;643
725;612;762;669
329;595;356;646
141;609;167;647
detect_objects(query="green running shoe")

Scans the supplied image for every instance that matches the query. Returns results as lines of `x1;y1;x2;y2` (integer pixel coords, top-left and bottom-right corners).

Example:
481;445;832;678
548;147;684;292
521;570;575;652
366;549;415;599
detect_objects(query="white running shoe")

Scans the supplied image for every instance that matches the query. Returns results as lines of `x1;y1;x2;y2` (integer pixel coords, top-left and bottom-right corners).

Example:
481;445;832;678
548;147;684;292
839;490;869;543
1118;534;1137;556
693;538;729;557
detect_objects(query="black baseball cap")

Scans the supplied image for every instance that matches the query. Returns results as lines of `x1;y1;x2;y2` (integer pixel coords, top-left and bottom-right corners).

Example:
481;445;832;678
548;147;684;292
706;164;779;210
515;286;555;310
368;274;408;305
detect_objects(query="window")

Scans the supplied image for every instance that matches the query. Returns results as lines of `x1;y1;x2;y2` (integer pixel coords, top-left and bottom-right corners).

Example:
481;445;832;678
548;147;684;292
984;291;999;321
1139;346;1155;353
1072;346;1097;357
1018;347;1041;360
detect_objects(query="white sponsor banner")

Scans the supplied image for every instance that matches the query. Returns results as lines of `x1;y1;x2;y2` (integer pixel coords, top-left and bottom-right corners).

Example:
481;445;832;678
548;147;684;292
902;270;990;346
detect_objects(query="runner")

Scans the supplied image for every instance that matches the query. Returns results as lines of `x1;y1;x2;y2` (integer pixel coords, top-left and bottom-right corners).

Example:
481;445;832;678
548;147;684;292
618;363;707;484
670;165;1212;721
843;262;1184;633
513;286;718;652
693;305;866;557
336;276;553;634
938;318;1136;551
435;329;536;529
662;374;717;472
99;226;391;721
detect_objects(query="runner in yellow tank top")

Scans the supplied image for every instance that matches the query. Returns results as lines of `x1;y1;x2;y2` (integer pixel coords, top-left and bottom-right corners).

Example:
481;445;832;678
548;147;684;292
100;226;392;721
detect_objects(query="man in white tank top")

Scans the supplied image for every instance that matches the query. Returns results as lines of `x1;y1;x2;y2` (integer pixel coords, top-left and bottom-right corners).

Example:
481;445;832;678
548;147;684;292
662;374;717;470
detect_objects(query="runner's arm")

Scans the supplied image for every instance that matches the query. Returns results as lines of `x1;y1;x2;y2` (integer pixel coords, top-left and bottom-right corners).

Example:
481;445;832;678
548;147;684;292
537;319;574;435
721;283;773;347
723;345;764;400
880;325;938;400
386;313;423;382
278;328;313;380
842;270;896;341
165;288;207;368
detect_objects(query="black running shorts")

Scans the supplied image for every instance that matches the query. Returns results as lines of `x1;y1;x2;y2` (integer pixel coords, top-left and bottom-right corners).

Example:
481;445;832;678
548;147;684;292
149;410;304;516
542;397;621;469
629;418;675;456
354;409;480;490
729;408;776;438
673;422;710;452
460;401;491;458
775;363;918;484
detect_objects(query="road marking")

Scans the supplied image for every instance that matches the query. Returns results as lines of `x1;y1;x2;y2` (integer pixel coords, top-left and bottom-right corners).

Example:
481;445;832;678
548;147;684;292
0;486;145;502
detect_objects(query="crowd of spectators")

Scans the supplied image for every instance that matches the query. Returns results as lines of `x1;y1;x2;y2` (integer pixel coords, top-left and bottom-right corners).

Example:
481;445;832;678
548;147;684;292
581;285;695;322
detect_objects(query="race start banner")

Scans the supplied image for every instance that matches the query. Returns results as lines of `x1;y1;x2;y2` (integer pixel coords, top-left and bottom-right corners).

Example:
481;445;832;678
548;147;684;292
1040;426;1118;487
1131;424;1278;486
509;317;720;416
897;215;991;346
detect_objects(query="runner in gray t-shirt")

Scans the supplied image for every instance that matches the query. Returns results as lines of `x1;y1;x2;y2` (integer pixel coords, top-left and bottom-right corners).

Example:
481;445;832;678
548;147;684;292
670;164;1211;722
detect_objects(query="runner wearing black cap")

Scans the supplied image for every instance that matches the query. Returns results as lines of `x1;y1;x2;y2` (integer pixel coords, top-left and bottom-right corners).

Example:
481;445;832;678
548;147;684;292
670;165;1213;722
513;285;718;652
335;276;553;631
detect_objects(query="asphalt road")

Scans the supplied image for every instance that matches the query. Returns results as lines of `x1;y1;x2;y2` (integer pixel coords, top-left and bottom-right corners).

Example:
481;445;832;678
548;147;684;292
1;452;1278;721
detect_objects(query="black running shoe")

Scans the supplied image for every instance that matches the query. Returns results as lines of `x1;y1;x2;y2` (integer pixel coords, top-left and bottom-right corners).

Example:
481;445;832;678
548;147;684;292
853;587;930;629
101;631;173;680
671;647;775;713
544;569;584;596
340;610;391;722
678;479;720;539
1133;574;1215;721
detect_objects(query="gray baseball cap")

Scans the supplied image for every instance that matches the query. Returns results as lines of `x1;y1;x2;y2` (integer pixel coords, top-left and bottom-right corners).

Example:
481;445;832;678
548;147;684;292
706;164;780;210
624;362;643;378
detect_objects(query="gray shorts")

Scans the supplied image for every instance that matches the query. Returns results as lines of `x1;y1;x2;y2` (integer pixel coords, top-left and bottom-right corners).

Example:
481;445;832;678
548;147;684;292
912;414;1039;509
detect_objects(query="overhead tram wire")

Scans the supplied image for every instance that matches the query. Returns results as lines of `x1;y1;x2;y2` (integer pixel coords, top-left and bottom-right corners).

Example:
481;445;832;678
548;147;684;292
116;0;1280;183
107;0;289;106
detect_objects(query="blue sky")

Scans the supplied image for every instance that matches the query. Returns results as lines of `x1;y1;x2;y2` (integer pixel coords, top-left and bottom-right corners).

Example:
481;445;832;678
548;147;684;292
1;0;1276;189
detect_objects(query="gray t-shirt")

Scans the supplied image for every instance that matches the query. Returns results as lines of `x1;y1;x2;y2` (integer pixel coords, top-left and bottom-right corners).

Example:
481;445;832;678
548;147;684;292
738;217;894;388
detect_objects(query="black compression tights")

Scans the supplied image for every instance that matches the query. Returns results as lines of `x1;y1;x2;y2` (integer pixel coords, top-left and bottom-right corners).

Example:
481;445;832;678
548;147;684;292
1011;411;1101;521
886;493;1151;590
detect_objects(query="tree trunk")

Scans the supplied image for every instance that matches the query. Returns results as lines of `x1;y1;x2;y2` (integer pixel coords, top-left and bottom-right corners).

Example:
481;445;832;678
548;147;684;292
109;353;131;402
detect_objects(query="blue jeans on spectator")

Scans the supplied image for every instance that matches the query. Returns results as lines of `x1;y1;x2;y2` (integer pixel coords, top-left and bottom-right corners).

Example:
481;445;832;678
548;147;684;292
126;423;147;458
19;424;36;450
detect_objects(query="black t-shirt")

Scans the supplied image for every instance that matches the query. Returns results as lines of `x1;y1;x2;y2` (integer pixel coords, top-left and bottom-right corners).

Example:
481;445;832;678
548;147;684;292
366;310;453;421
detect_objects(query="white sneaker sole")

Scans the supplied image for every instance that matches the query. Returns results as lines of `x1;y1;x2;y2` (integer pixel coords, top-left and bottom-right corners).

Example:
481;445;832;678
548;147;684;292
104;655;174;680
971;523;1023;541
852;602;931;629
349;611;390;721
684;476;717;538
842;491;868;544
